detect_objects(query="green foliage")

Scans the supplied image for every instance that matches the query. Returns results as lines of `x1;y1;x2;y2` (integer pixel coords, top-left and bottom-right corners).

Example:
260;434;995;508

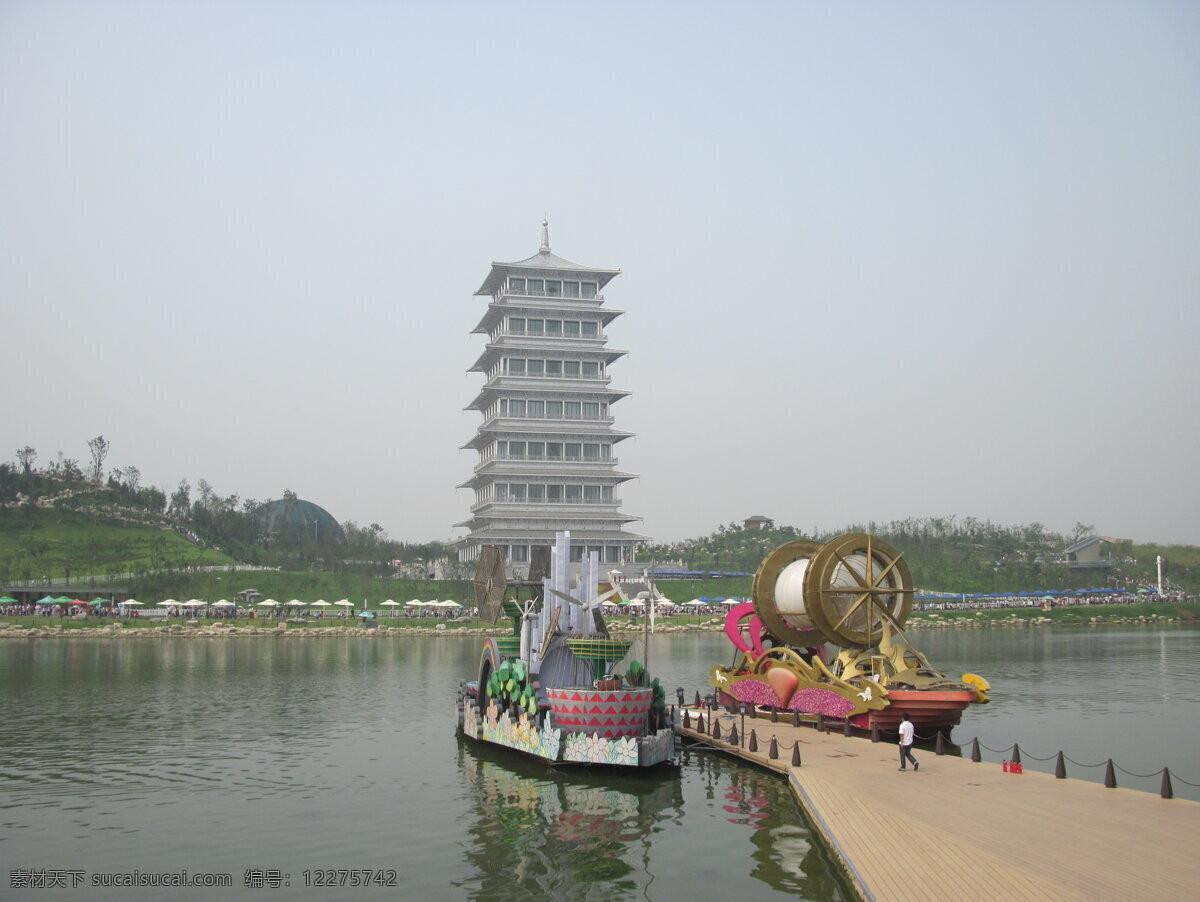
645;517;1200;595
0;507;237;584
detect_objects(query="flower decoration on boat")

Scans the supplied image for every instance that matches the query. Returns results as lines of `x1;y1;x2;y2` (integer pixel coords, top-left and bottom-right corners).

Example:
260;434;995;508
463;700;480;738
789;687;856;717
538;722;562;759
713;649;888;720
606;737;639;767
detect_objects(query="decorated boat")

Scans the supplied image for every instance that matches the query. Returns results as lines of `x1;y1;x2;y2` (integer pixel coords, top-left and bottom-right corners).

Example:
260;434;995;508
707;533;990;735
457;531;675;767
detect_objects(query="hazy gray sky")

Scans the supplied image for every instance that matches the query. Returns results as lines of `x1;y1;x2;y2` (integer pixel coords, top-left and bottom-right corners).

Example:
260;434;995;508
4;2;1198;547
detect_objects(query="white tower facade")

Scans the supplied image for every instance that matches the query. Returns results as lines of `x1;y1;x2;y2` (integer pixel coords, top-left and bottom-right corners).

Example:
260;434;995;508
456;223;646;575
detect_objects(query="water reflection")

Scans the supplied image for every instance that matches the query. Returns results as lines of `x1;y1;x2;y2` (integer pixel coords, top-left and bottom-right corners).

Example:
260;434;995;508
455;737;849;902
455;740;683;900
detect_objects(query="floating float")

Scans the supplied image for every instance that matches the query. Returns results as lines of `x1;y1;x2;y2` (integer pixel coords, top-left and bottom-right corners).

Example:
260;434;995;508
457;531;674;768
708;533;990;734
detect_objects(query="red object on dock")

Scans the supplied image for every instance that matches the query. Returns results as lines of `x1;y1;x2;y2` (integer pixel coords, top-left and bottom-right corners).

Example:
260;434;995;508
1003;760;1009;772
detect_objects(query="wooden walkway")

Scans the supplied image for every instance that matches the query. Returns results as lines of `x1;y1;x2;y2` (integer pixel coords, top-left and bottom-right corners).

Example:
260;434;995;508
680;709;1200;902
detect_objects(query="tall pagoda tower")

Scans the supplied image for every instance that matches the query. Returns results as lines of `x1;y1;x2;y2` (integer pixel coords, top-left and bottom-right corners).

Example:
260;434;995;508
456;222;645;576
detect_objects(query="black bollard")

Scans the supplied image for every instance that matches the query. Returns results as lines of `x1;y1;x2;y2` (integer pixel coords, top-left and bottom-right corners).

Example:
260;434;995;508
1104;759;1117;788
729;724;739;746
694;690;702;708
769;736;779;759
871;722;881;743
1161;768;1174;800
749;730;758;753
816;714;825;733
683;709;691;729
971;738;982;763
712;719;721;740
791;743;801;767
771;707;779;723
1055;751;1066;779
843;718;852;737
1011;743;1021;765
792;711;801;728
935;731;945;756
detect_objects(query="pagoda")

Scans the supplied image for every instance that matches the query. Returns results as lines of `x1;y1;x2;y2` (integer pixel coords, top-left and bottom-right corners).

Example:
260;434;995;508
455;222;646;575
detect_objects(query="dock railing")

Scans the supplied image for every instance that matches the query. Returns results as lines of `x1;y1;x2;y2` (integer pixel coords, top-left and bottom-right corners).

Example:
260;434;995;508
677;694;1199;800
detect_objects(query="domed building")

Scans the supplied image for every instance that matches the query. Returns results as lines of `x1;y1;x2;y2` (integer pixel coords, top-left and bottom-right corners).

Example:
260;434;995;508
258;496;345;545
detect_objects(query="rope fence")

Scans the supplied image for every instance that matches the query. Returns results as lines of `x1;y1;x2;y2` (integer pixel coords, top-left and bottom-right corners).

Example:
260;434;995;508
674;696;1199;799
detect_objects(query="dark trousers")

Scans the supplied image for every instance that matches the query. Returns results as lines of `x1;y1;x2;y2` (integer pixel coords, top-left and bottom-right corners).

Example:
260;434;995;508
899;743;917;769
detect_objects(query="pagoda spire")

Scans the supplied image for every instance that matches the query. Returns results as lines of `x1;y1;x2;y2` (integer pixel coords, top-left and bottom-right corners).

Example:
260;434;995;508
540;217;550;253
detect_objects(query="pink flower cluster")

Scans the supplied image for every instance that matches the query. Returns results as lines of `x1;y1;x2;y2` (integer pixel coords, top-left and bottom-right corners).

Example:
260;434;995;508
728;679;781;707
788;688;855;717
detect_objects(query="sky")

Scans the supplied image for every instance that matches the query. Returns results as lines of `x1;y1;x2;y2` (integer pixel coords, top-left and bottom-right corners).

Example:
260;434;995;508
3;1;1198;548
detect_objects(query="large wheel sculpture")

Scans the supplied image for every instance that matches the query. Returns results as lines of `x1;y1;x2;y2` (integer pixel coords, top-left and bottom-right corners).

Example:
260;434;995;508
752;533;914;650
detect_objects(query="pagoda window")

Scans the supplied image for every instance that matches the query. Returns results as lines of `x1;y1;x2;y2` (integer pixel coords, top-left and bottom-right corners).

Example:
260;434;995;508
509;278;526;292
495;484;509;501
601;444;611;460
588;546;602;559
546;360;562;376
509;317;526;334
547;484;563;501
602;486;614;502
583;402;600;419
564;321;580;337
527;360;544;376
510;484;526;502
527;319;544;335
581;321;598;336
582;361;599;377
566;485;582;502
565;402;582;419
545;319;563;336
547;442;563;459
508;359;526;375
564;360;580;377
511;545;529;563
545;279;561;295
569;546;585;562
584;485;600;502
605;546;621;563
527;279;544;294
529;484;545;502
527;441;544;458
498;400;508;415
563;280;580;297
582;282;597;298
583;444;599;460
496;441;508;458
528;400;544;417
509;442;526;459
565;442;582;459
546;401;563;418
509;399;526;417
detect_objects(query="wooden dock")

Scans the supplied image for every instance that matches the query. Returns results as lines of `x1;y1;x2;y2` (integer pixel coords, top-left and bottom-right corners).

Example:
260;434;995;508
680;709;1200;902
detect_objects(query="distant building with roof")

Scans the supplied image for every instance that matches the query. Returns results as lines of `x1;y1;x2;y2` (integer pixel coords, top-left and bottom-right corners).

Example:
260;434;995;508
455;221;646;576
1060;534;1129;569
258;497;345;545
743;515;774;531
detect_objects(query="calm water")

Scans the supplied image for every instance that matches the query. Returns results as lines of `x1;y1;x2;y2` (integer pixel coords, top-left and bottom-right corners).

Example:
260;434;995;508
1;626;1197;900
0;637;848;902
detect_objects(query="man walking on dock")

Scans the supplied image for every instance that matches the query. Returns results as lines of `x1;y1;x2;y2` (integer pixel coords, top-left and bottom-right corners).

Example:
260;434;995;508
898;713;919;772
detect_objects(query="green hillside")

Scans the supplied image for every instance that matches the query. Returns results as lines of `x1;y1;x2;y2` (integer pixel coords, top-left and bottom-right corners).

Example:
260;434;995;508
642;518;1199;595
0;507;237;584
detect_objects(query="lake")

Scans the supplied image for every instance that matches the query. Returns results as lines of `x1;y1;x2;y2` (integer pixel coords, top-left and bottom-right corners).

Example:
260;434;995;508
1;625;1196;900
